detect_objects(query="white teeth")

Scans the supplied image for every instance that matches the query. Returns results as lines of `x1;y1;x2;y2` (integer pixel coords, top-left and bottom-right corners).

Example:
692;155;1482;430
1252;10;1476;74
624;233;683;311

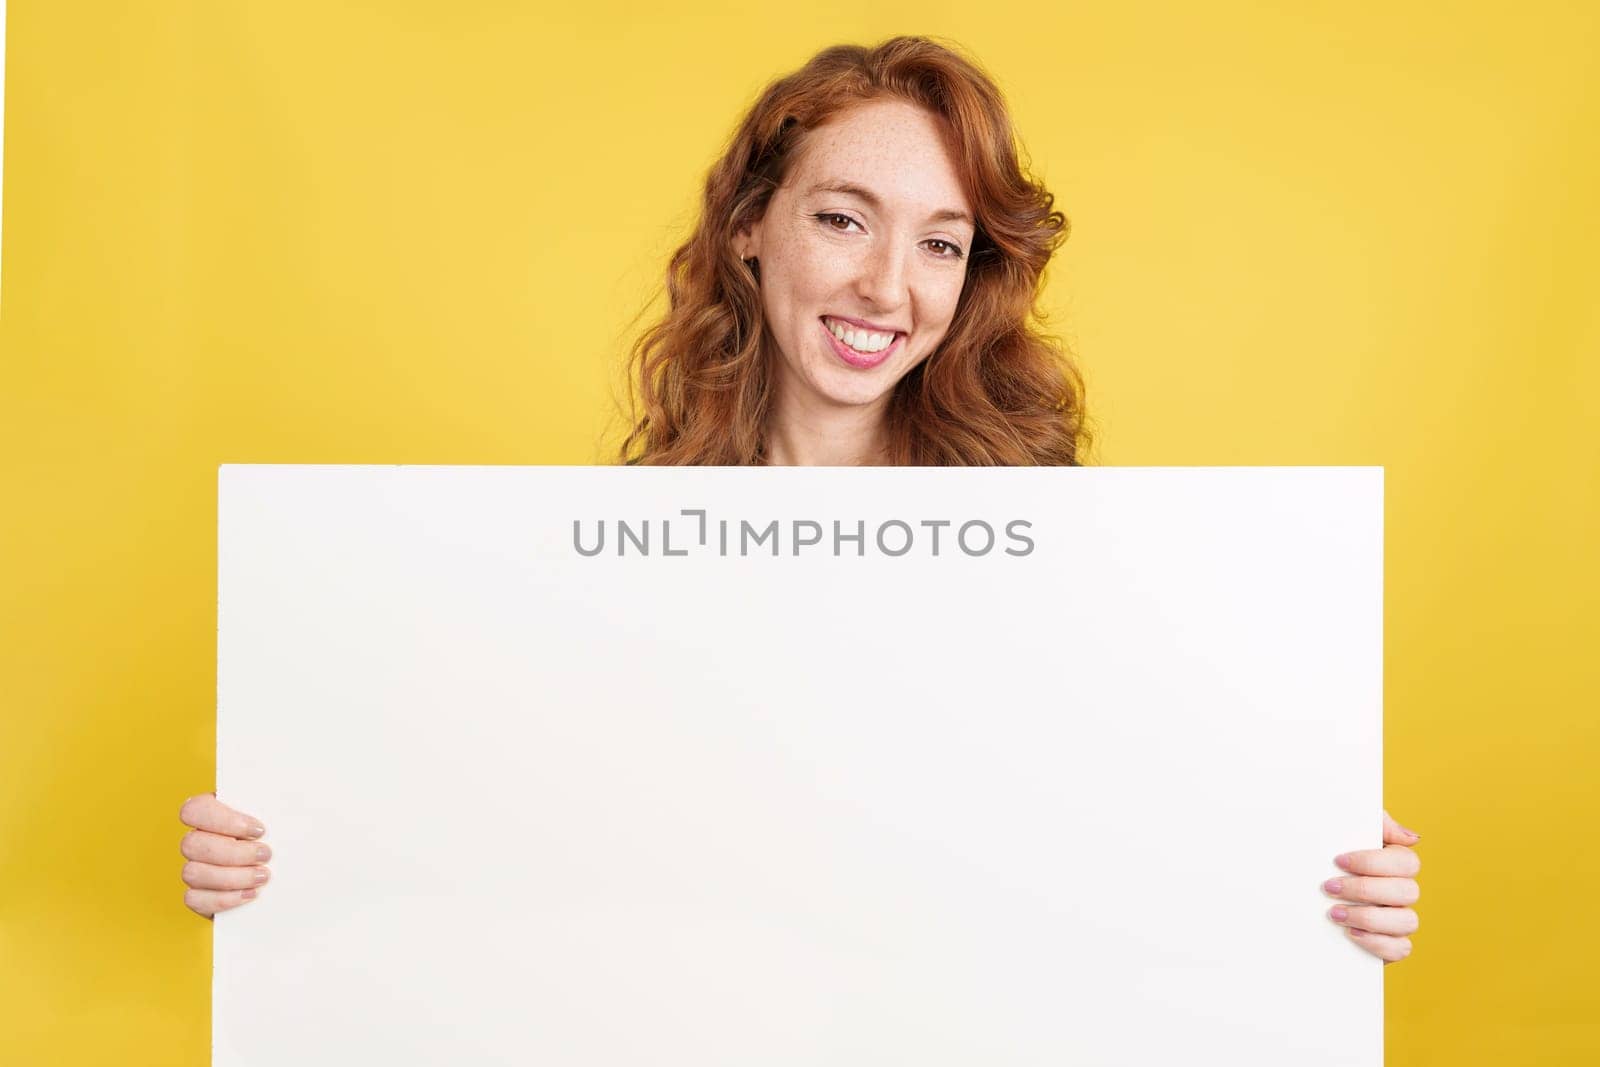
825;317;895;353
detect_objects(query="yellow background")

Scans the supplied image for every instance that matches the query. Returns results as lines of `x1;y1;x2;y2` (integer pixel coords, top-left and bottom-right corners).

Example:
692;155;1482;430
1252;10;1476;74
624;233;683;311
2;2;1596;1063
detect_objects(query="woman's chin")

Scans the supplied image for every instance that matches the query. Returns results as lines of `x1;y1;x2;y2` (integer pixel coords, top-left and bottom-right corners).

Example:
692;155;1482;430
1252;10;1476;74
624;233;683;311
811;368;898;408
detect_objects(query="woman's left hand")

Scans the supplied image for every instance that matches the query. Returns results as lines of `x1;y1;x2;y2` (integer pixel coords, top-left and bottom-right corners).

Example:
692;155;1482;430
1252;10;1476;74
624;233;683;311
1323;810;1422;963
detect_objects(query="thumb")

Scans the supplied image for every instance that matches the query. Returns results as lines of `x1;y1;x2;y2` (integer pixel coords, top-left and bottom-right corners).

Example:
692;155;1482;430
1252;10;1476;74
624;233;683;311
1383;809;1421;844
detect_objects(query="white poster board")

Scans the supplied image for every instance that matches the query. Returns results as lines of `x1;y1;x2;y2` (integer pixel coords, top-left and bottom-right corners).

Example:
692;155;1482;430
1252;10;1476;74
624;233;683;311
215;465;1383;1065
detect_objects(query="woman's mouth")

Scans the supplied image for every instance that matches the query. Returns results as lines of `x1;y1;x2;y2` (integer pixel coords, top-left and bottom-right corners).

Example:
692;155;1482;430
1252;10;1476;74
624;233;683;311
819;316;905;369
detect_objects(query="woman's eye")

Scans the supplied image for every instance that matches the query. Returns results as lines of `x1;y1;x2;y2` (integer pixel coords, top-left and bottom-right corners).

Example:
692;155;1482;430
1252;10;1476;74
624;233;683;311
816;212;860;232
814;213;963;260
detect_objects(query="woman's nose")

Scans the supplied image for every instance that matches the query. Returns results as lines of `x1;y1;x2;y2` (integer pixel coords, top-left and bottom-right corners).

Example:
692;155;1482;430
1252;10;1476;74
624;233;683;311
853;242;909;309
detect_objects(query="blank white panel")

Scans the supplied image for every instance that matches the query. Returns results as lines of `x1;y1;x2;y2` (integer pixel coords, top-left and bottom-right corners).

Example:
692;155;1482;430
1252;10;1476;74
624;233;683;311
216;465;1382;1065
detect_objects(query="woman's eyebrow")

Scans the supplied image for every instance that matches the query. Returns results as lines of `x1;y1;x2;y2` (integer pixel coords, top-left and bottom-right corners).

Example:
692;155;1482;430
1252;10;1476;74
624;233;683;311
803;179;973;229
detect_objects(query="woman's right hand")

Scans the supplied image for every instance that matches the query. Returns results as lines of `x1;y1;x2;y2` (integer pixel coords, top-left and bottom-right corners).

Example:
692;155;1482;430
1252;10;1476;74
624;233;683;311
178;791;271;918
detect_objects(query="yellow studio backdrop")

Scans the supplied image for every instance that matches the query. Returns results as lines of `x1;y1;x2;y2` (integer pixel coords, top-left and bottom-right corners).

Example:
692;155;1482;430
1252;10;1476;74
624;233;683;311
1;2;1596;1064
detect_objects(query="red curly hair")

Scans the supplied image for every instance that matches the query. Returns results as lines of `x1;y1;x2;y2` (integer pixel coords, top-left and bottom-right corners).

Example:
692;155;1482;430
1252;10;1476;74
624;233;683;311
615;35;1095;466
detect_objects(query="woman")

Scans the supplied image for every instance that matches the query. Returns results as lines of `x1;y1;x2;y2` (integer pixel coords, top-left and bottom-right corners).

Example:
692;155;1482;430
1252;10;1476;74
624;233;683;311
178;35;1422;962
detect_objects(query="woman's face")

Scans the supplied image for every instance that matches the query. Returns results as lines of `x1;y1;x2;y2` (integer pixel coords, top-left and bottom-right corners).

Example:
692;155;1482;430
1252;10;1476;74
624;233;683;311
739;98;976;411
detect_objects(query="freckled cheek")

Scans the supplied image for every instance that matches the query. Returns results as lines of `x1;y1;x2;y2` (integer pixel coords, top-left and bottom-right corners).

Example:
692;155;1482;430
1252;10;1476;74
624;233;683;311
908;279;959;320
923;289;963;335
786;244;853;301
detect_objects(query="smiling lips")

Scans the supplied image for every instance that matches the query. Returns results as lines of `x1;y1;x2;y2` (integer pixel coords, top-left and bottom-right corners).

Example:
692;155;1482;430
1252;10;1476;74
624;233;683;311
820;316;905;369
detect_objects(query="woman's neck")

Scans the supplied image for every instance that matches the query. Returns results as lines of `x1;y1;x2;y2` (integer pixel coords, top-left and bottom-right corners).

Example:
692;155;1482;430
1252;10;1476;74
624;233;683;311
764;388;890;466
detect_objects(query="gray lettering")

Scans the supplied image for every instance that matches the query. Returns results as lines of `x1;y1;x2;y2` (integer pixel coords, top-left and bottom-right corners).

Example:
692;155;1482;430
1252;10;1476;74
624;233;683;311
681;508;707;545
573;520;604;557
958;519;995;556
618;519;649;556
742;519;779;556
662;519;687;556
876;519;913;557
920;519;950;556
1005;519;1035;556
834;519;865;556
793;520;823;555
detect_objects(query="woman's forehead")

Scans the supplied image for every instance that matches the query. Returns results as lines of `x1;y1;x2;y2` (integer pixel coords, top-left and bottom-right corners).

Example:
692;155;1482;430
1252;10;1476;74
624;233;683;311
787;102;972;217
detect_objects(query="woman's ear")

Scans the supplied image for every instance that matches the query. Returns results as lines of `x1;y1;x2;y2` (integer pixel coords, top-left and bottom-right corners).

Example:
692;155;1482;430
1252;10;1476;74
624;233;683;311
734;219;763;262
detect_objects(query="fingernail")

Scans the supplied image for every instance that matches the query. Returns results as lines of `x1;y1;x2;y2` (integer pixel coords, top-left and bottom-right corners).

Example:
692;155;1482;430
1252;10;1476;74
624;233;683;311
1323;878;1344;895
1346;926;1365;937
1329;906;1349;922
251;869;269;885
241;889;257;900
1405;828;1421;840
246;823;267;839
1335;853;1354;870
255;845;272;862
